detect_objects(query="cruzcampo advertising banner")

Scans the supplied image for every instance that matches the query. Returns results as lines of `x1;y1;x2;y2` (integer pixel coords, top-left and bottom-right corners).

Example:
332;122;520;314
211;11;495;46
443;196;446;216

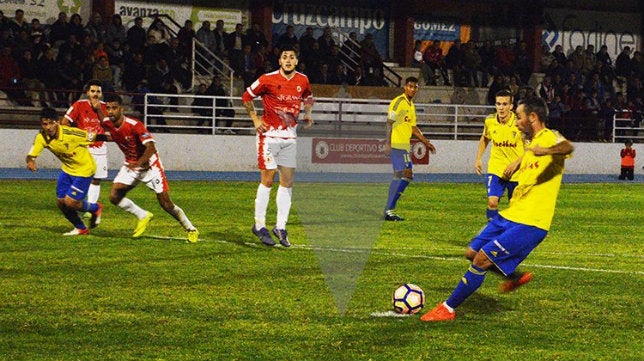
272;0;390;58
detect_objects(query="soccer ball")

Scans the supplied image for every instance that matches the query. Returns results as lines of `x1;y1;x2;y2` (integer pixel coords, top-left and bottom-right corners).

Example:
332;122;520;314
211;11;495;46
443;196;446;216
392;283;425;314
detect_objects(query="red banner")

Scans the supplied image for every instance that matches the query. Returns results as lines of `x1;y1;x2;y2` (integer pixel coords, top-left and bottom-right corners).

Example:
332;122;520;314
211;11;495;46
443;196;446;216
312;138;430;164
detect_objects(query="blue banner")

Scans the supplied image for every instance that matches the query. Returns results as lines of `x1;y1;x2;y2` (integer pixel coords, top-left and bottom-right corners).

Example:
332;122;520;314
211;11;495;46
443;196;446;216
272;0;389;58
413;19;461;41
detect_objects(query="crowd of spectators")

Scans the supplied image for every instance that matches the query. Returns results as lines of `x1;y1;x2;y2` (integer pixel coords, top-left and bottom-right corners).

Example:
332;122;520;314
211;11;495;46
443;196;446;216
530;43;642;141
0;8;390;109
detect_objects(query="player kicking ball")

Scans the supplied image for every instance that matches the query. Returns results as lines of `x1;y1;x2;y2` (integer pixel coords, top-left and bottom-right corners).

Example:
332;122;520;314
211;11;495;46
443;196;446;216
102;94;199;243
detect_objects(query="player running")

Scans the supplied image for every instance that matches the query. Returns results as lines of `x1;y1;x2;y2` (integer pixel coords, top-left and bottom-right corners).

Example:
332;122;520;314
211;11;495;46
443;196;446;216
102;94;199;242
26;107;103;235
242;45;314;247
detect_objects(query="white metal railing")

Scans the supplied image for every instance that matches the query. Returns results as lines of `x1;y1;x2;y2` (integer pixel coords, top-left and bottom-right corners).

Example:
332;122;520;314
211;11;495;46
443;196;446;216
142;93;493;138
613;110;644;143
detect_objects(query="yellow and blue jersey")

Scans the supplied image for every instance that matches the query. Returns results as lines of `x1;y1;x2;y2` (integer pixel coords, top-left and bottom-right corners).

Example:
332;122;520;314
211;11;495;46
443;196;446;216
388;94;416;151
28;125;96;177
483;112;524;181
500;128;571;231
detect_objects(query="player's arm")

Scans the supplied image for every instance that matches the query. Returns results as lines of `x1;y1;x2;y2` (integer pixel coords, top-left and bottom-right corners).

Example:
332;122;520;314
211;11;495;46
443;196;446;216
302;96;314;129
503;155;523;179
25;137;44;172
529;140;574;156
412;126;436;154
129;141;157;170
384;117;394;155
474;127;490;175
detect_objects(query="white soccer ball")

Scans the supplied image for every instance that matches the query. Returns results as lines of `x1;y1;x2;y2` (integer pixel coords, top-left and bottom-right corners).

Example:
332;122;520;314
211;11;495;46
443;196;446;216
392;283;425;314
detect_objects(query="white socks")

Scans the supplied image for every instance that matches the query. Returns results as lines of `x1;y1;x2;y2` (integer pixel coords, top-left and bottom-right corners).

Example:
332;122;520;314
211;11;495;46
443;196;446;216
87;183;100;203
254;183;271;229
171;205;195;231
254;184;292;230
117;197;147;219
275;185;292;230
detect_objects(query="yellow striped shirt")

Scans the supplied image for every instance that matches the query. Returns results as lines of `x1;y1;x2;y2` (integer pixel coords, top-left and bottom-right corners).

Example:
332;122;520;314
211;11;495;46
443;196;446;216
28;125;96;177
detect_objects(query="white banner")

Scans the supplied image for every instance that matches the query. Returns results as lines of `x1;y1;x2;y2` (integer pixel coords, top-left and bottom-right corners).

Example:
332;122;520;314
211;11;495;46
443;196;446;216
543;8;640;60
1;0;84;24
115;0;242;31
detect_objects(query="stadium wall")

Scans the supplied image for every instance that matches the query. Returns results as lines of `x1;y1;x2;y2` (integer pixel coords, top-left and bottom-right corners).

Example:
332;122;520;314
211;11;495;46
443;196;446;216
2;129;635;175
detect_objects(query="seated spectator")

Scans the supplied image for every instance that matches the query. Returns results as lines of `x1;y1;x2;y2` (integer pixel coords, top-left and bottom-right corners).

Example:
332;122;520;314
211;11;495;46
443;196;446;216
92;55;114;92
540;44;555;72
276;25;298;50
422;41;450;86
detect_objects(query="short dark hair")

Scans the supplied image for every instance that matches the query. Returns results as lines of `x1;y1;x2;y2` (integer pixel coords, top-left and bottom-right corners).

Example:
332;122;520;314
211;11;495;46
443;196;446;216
405;76;419;84
279;45;297;57
84;79;102;91
518;96;549;122
104;93;122;104
40;107;58;121
495;89;513;100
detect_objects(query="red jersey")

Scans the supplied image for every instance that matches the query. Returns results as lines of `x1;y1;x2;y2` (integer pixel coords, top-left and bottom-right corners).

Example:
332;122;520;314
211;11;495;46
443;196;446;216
64;99;108;148
242;70;312;139
621;148;636;167
109;116;155;165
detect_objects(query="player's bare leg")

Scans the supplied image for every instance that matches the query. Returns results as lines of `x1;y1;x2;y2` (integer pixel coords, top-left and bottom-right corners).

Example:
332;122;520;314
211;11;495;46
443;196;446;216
110;183;153;237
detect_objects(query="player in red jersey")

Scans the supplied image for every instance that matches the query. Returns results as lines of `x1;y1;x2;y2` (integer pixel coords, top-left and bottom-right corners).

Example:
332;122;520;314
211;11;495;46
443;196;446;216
242;45;314;247
62;79;109;213
102;94;199;243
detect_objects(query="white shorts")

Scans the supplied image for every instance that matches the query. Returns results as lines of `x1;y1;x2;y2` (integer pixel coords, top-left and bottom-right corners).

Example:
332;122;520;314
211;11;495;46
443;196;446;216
113;159;169;194
257;136;297;170
89;145;108;179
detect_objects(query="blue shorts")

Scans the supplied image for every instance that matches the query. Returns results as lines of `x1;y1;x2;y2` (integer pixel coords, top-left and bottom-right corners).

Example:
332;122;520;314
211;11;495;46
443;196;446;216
56;170;93;201
486;174;518;199
390;148;412;172
468;216;548;276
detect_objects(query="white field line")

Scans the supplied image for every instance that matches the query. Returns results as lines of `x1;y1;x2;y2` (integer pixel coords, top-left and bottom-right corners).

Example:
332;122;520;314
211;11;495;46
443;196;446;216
146;235;644;275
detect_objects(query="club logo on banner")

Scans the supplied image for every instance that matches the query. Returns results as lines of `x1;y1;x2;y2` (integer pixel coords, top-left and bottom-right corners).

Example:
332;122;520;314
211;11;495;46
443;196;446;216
312;138;429;164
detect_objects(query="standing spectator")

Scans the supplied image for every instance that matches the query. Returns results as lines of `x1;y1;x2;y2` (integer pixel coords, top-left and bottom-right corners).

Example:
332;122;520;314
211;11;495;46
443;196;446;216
50;12;70;47
241;46;314;247
122;52;145;91
478;40;496;87
301;40;322;77
341;31;361;67
445;40;464;85
461;41;481;87
37;48;61;106
8;9;28;38
569;45;585;73
383;76;436;221
68;14;85;41
126;16;146;54
241;43;257;88
632;51;644;80
615;46;633;80
595;45;613;69
176;19;195;59
582;44;596;78
423;40;451;86
359;33;383;82
195;20;215;73
486;74;508;105
245;23;267;52
551;44;567;66
276;25;298;50
226;23;245;78
84;12;106;43
618;140;636;180
299;26;316;61
192;82;212;132
17;49;45;106
105;14;126;45
540;44;555;73
536;75;555;104
213;19;228;70
317;26;335;57
495;40;515;77
514;40;532;85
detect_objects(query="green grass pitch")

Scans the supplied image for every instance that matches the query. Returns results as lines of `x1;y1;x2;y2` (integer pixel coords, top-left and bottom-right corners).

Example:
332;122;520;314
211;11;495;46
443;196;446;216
0;180;642;360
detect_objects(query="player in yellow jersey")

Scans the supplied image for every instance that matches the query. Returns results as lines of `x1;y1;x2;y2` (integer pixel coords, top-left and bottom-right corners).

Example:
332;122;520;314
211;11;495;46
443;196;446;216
384;76;436;221
422;96;574;322
26;108;105;236
474;89;524;221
